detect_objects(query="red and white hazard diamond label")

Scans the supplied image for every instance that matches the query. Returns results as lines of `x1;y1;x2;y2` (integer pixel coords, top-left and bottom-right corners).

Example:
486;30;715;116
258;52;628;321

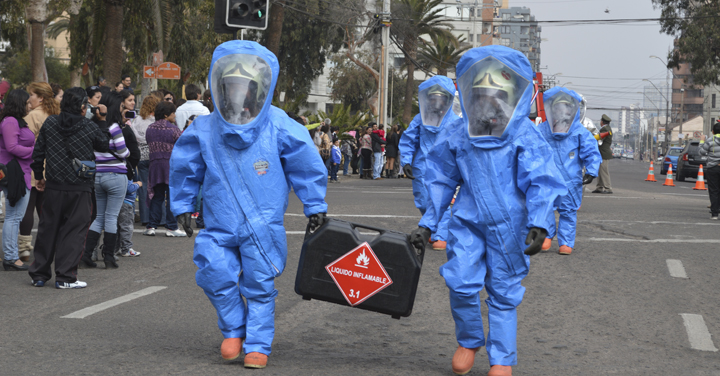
325;242;393;306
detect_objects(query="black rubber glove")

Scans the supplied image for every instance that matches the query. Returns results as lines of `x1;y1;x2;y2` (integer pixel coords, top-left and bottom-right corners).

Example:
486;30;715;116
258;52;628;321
409;227;432;252
403;164;415;179
582;174;595;185
308;213;327;232
524;227;548;256
176;213;193;237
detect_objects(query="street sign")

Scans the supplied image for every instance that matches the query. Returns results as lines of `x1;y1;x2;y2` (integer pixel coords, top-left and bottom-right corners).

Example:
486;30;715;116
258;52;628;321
156;62;181;80
325;242;393;307
693;131;701;138
152;51;164;66
143;66;156;79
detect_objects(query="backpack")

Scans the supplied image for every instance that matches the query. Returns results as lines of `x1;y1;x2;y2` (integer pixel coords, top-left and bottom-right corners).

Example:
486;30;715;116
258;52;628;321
341;140;352;155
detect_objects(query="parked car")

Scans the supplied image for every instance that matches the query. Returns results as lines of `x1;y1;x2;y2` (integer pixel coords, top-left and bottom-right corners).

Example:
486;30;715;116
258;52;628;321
676;141;708;181
661;147;683;175
625;152;634;160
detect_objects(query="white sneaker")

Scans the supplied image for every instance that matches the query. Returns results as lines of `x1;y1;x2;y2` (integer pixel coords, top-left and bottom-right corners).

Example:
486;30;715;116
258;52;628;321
55;280;88;289
166;228;186;237
121;249;141;257
143;228;156;236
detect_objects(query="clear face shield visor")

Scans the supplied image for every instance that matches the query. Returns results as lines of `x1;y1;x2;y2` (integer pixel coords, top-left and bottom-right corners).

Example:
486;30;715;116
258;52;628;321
459;56;529;138
211;54;272;125
419;85;453;127
547;93;579;134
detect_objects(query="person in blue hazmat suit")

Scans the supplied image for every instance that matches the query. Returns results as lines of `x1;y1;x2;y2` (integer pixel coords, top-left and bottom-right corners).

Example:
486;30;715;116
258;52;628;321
408;46;567;376
538;88;602;255
398;75;460;251
169;40;328;369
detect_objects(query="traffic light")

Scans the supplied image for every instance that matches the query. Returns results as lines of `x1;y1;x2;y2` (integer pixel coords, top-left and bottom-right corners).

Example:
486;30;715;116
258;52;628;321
214;0;268;34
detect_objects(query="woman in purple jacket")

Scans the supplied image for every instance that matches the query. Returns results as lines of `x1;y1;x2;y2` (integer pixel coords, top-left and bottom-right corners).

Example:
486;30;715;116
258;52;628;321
143;101;184;237
0;90;35;271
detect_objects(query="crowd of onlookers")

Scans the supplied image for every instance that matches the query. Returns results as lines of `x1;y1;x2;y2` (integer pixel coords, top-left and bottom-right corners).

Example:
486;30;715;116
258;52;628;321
0;77;211;288
298;117;405;182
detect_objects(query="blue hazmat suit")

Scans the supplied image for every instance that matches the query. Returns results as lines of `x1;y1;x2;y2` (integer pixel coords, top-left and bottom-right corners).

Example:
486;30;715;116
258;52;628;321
539;87;602;248
398;75;459;241
418;46;567;366
169;41;328;356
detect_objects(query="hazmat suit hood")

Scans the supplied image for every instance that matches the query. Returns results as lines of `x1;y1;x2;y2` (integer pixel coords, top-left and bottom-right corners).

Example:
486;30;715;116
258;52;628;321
417;75;457;133
456;46;533;149
209;40;278;150
541;87;583;139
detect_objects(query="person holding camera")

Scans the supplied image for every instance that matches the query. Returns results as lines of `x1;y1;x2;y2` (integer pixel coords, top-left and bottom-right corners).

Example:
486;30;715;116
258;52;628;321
28;87;110;288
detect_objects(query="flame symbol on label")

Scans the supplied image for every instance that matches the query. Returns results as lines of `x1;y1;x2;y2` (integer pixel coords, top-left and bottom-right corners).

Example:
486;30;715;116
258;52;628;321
355;250;370;268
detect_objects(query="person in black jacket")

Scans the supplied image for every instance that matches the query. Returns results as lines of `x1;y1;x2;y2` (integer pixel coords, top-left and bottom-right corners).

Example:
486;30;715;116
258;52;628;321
28;87;110;289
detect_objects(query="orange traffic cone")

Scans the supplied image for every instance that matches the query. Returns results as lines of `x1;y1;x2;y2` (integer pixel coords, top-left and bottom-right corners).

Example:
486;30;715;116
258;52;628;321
693;164;708;190
663;165;676;187
645;161;657;182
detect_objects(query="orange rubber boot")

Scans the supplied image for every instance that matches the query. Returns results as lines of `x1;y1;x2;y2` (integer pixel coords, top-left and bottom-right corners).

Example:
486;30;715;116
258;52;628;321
558;245;573;255
487;365;512;376
244;352;268;369
221;338;242;360
432;240;447;251
541;238;552;251
451;346;480;375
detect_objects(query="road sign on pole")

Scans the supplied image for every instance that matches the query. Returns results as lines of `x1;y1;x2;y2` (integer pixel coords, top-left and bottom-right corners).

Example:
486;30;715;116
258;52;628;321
156;62;181;80
143;66;156;79
325;242;393;307
152;51;164;66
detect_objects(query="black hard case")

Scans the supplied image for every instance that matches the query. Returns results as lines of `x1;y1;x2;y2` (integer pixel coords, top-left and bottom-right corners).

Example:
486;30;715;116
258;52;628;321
294;218;424;319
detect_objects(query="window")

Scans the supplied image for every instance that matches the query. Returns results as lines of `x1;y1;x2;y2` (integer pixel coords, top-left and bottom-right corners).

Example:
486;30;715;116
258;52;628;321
713;93;716;108
521;26;529;34
712;118;716;124
501;38;510;46
502;13;510;20
502;26;511;34
468;34;473;42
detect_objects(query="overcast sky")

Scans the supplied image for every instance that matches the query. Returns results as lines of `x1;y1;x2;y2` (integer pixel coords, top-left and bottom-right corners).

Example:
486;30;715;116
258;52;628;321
511;0;674;123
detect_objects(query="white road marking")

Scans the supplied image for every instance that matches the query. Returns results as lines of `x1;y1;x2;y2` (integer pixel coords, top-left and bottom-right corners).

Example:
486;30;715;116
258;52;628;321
585;220;720;226
287;231;393;236
666;259;688;278
285;213;420;219
680;314;719;352
659;193;709;197
587;238;720;244
361;191;409;194
61;286;167;319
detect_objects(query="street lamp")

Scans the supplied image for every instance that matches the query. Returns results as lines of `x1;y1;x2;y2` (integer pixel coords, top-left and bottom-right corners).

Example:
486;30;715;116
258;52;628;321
559;81;573;87
649;56;672;153
638;91;660;161
643;77;671;153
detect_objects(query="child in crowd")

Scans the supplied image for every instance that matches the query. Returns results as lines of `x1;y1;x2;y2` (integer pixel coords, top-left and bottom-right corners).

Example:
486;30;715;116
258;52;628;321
117;179;142;257
331;138;341;183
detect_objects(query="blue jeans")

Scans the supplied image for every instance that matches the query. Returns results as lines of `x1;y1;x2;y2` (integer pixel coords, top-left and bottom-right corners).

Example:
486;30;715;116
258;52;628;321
137;160;149;224
2;187;30;261
149;183;177;230
342;154;351;175
373;152;383;179
90;172;128;234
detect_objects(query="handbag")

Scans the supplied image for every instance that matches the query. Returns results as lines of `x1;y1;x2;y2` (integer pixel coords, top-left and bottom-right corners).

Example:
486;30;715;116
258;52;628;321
63;136;96;179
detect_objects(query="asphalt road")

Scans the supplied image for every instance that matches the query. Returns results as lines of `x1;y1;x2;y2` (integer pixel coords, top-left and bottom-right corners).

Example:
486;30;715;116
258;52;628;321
1;158;719;375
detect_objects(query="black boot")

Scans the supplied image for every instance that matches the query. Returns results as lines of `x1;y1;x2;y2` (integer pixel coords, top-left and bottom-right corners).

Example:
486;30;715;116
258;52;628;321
81;230;101;268
102;232;119;269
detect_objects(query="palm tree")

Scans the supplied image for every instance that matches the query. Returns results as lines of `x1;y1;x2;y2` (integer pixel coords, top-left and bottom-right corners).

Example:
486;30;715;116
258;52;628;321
391;0;454;124
419;33;470;76
103;0;125;84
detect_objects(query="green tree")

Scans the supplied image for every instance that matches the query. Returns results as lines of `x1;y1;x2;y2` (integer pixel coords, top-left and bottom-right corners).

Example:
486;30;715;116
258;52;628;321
249;0;345;105
654;0;720;85
418;33;469;76
391;0;454;123
328;53;378;113
2;50;71;88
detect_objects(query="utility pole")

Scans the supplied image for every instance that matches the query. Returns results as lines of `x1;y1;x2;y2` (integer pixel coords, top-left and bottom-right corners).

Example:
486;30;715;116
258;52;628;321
379;0;391;131
679;87;685;147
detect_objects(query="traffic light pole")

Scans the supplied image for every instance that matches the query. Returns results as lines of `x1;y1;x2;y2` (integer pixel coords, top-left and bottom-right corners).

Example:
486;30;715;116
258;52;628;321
379;0;390;131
